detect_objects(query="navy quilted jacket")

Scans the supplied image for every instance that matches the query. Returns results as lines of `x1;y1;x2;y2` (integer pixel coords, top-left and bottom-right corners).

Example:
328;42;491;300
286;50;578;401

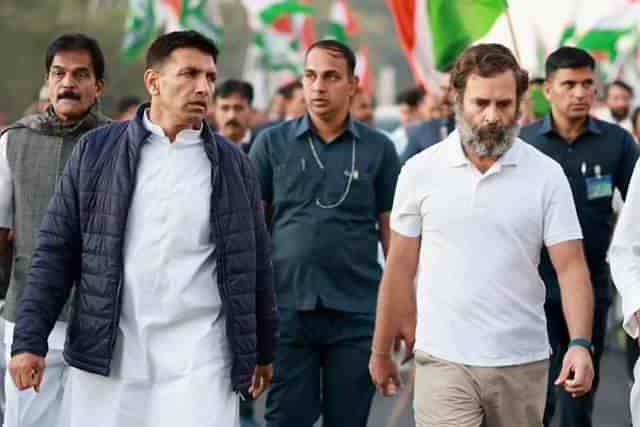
11;106;278;395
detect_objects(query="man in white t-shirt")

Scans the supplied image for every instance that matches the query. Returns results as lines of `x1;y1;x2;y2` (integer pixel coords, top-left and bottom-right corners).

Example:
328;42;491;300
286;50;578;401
369;43;595;427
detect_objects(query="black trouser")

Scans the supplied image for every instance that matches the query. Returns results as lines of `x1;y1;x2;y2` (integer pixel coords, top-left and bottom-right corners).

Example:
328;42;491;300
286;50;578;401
543;299;610;427
265;307;376;427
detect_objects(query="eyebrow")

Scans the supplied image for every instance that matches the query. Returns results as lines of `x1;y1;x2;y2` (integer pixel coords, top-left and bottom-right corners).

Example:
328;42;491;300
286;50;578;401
560;79;594;85
50;65;91;72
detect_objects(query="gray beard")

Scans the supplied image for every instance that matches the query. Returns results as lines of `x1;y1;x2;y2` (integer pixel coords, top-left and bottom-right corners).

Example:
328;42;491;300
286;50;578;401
455;105;520;157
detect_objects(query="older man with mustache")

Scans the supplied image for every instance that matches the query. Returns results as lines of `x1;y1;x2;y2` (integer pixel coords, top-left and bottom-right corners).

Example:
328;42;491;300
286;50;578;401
371;43;595;427
0;33;110;427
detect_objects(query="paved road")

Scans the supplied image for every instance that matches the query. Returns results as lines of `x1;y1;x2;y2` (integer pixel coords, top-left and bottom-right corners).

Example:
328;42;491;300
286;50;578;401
250;348;632;426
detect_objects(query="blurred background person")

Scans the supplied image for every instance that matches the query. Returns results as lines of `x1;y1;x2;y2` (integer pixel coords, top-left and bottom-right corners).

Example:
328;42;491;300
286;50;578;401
113;95;140;121
214;78;254;154
401;73;454;163
350;87;375;127
388;86;425;155
281;79;306;120
594;80;634;133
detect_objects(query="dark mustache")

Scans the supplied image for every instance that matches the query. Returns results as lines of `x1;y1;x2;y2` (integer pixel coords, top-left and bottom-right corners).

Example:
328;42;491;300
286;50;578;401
224;119;241;128
58;91;81;101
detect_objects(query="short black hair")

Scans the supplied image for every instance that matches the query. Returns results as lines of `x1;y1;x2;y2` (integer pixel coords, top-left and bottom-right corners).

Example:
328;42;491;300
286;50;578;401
214;79;254;105
395;86;426;107
305;39;356;76
606;79;634;98
116;96;141;115
145;30;219;70
545;47;595;79
45;33;105;81
278;80;303;99
530;77;546;86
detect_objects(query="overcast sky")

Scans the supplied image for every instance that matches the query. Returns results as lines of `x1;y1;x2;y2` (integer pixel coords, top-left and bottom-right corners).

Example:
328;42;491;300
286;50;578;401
480;0;628;73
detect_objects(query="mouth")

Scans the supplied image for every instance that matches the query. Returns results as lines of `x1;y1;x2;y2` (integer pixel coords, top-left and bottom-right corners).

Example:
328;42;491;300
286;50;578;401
187;102;207;110
57;92;81;102
310;99;329;106
570;104;589;110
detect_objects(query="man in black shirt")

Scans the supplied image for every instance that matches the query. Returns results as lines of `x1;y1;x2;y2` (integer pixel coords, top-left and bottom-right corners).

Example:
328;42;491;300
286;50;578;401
521;46;639;427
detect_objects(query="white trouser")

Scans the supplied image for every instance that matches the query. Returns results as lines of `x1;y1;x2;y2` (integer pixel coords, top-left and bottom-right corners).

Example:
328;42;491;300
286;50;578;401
3;349;66;427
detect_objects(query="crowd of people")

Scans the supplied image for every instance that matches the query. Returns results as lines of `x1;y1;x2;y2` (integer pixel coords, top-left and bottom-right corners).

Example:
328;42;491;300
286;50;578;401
1;28;640;427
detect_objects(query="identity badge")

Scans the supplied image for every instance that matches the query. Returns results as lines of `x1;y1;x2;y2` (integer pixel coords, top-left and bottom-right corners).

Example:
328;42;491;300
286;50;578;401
585;175;613;200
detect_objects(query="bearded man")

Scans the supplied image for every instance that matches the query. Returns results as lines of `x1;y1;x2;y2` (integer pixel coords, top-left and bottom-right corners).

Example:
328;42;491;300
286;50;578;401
369;43;595;427
521;47;639;427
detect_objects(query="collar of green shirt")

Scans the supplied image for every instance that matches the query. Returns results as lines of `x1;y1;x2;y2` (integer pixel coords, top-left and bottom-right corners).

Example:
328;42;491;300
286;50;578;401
538;113;603;138
294;113;361;142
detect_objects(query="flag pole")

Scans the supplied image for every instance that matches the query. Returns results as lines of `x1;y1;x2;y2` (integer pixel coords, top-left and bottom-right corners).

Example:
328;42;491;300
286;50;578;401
502;0;522;63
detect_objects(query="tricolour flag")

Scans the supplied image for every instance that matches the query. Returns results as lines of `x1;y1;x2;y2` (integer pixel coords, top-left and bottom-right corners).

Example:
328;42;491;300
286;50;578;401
576;4;640;62
242;0;313;73
326;0;360;44
242;0;314;108
386;0;506;93
122;0;223;61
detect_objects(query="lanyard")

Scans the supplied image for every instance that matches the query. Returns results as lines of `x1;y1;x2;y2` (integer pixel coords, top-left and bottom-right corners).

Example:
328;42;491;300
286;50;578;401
306;135;357;209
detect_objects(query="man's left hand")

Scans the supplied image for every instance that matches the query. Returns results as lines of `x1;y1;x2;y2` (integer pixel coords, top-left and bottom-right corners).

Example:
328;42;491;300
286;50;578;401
249;364;272;399
554;346;594;398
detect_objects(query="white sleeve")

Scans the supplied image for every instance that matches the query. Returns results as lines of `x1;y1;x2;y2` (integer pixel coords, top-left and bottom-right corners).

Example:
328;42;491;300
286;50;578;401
390;163;422;238
609;159;640;338
0;132;13;229
543;165;583;247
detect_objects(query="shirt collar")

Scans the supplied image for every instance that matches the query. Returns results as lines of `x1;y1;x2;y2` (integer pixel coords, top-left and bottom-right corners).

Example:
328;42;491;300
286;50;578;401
446;130;470;167
240;129;252;145
539;113;602;137
446;129;521;167
294;113;360;141
143;109;203;145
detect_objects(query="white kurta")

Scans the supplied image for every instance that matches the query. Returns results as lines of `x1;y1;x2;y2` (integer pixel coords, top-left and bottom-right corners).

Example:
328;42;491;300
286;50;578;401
61;112;237;427
610;160;640;426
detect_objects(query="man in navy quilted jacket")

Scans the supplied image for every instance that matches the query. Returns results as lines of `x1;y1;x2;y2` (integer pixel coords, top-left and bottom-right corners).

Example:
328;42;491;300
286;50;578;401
7;30;278;427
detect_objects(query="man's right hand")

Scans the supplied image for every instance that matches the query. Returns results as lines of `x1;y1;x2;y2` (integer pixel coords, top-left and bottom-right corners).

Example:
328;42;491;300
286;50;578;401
9;352;45;392
369;352;402;397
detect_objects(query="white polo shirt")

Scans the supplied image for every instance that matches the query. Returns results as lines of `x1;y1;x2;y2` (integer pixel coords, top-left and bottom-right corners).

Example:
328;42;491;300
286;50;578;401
392;130;583;367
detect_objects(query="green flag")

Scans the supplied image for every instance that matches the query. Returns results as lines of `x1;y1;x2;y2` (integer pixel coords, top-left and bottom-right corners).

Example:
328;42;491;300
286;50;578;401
121;0;156;62
428;0;507;71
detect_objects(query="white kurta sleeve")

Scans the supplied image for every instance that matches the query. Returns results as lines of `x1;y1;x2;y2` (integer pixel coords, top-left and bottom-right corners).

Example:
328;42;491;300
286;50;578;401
609;159;640;338
0;132;13;229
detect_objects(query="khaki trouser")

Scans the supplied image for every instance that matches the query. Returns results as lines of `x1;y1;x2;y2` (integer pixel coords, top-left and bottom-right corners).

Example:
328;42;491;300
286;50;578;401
414;351;548;427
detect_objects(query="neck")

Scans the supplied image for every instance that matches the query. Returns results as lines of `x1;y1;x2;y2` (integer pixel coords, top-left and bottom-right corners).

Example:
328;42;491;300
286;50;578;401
309;111;349;143
551;109;587;143
149;104;199;142
462;143;497;173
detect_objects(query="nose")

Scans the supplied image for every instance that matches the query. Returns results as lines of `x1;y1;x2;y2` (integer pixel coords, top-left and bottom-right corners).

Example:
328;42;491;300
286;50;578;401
484;104;500;124
573;84;589;99
310;78;326;93
195;75;212;97
60;73;77;88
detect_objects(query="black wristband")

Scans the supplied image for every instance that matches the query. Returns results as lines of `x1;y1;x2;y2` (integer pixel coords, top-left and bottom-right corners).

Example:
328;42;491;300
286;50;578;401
569;338;594;355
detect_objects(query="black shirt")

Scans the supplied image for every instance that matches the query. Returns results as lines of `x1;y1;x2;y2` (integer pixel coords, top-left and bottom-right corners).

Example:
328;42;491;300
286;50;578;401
249;114;400;313
521;114;639;301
